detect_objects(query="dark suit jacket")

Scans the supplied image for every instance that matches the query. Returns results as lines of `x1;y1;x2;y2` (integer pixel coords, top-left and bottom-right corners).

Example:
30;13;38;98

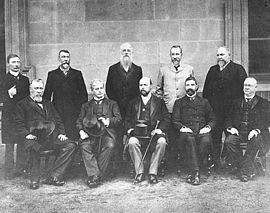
225;95;270;147
43;67;88;140
172;95;216;135
0;72;29;144
125;95;170;134
203;61;247;118
76;98;122;142
14;96;65;143
106;62;142;119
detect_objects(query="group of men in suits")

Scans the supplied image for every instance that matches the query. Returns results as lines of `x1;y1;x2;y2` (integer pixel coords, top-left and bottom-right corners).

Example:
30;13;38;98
1;43;269;189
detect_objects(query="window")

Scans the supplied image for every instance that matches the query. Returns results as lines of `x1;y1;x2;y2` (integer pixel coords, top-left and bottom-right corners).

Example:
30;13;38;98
249;0;270;81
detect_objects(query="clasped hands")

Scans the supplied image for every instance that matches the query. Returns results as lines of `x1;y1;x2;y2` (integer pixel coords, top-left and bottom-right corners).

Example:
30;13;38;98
227;127;259;140
180;126;211;134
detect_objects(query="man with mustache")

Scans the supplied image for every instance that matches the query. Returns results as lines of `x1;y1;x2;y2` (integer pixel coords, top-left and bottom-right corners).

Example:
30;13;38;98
106;43;143;168
44;50;88;140
223;77;270;182
203;46;247;169
155;45;194;171
14;79;76;189
0;54;30;179
172;76;215;185
125;77;170;184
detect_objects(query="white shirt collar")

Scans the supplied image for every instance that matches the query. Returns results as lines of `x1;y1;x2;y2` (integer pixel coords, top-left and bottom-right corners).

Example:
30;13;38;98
9;70;19;77
244;94;255;101
141;93;152;105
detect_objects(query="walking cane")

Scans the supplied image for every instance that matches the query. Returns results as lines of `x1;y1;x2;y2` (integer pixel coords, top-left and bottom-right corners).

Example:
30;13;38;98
133;120;160;184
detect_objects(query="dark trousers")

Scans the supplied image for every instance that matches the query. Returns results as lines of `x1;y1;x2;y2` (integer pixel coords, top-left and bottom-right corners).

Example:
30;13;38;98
224;134;262;176
179;133;212;172
29;140;76;182
80;133;115;178
212;118;225;164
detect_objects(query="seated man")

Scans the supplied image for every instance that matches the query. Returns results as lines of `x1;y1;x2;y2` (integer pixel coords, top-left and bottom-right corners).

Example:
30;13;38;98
14;79;76;190
76;79;121;188
172;76;215;185
224;77;270;182
125;77;170;184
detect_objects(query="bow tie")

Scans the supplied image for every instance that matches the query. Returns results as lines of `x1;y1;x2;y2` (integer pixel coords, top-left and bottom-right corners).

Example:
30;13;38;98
174;66;180;71
35;101;43;104
246;98;252;102
94;98;104;104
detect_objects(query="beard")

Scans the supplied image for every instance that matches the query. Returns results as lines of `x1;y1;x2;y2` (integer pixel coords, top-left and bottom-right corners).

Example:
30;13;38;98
32;95;43;102
186;88;196;96
61;61;70;69
217;59;226;69
171;58;180;66
121;55;132;66
140;89;150;97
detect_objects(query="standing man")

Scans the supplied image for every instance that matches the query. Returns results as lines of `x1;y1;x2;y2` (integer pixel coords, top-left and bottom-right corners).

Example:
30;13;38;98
155;45;194;168
14;79;76;189
125;77;170;184
0;54;29;178
172;76;215;185
106;42;142;120
76;79;121;188
44;50;88;140
203;46;247;167
106;43;142;165
224;77;269;182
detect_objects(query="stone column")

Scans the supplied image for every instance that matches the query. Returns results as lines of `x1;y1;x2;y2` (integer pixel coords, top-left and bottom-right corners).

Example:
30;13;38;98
5;0;35;80
225;0;248;73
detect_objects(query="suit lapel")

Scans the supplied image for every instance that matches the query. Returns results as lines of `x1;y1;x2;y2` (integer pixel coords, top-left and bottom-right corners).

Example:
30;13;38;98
250;95;259;110
102;98;109;115
134;97;141;120
150;96;158;118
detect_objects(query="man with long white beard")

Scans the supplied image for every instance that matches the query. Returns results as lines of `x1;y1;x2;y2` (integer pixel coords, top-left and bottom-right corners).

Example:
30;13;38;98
106;43;142;120
106;43;143;168
14;79;76;189
172;76;215;185
203;46;247;169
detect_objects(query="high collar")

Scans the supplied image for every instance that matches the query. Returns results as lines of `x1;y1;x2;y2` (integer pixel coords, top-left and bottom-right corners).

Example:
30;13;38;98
9;70;20;77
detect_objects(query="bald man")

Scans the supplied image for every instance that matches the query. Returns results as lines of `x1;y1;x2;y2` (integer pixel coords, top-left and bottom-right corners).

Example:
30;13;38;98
203;46;247;168
125;77;170;184
224;77;270;182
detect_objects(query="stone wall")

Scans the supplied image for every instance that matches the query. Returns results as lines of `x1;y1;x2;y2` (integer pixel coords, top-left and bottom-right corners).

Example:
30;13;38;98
28;0;225;92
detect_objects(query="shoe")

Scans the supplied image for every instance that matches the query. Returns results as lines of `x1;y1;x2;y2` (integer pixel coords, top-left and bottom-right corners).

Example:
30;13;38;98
149;174;158;184
30;181;39;190
192;171;201;185
186;174;193;184
240;174;249;182
87;176;101;188
44;177;66;186
133;173;145;184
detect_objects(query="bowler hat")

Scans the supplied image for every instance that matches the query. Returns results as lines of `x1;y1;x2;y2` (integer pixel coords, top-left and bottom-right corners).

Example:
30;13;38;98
29;120;55;140
83;115;105;137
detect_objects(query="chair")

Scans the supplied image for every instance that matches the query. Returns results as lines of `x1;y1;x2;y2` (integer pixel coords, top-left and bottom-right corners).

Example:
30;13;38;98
240;142;266;176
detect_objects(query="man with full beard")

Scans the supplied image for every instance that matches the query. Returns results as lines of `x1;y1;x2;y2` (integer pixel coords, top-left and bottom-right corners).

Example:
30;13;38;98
125;77;170;184
106;43;142;120
14;79;76;189
106;43;142;167
172;76;215;185
203;46;247;169
43;50;88;140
